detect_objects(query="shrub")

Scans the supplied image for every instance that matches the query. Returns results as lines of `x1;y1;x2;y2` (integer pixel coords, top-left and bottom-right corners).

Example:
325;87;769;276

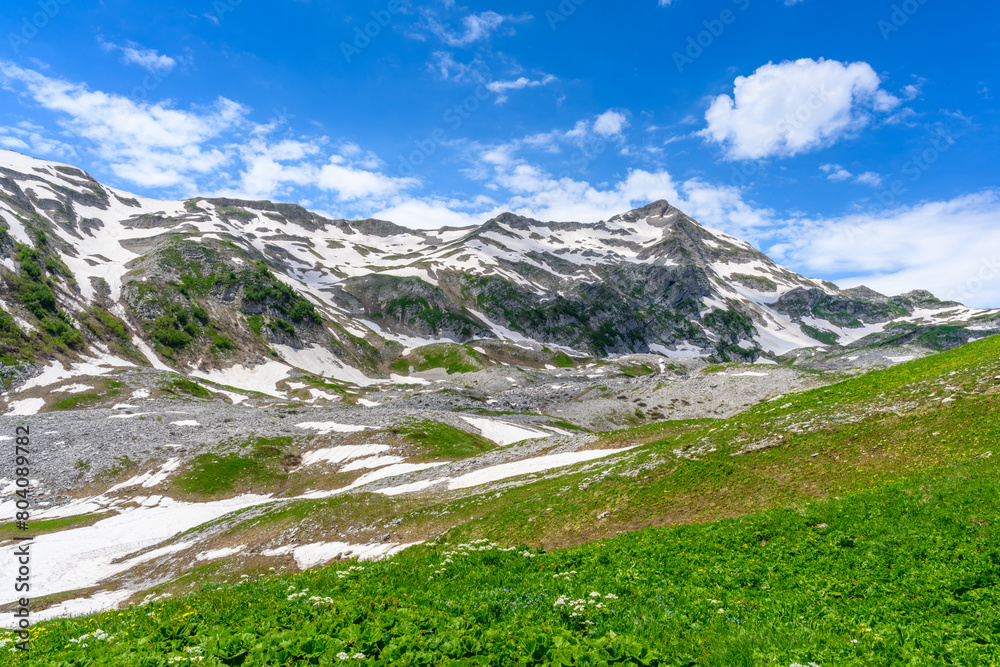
271;318;295;335
152;316;192;350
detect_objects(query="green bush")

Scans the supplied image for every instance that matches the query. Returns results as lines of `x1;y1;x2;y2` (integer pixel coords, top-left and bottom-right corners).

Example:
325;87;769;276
19;281;57;318
246;314;265;335
152;316;193;350
191;304;210;325
212;334;236;352
272;318;295;335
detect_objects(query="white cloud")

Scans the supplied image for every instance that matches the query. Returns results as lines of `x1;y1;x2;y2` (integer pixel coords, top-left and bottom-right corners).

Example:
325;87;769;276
317;156;418;201
486;74;556;103
702;58;902;160
593;110;629;138
820;164;883;188
0;61;242;191
428;52;489;82
425;11;526;46
820;163;853;182
854;171;883;188
374;197;501;229
0;62;418;203
0;122;76;159
768;191;1000;307
233;139;418;202
99;39;177;73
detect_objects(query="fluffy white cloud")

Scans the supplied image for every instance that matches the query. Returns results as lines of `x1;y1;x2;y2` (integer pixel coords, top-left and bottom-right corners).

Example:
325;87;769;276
854;171;883;188
702;58;902;160
317;156;418;201
593;110;629;138
374;197;502;229
233;140;418;202
99;39;177;73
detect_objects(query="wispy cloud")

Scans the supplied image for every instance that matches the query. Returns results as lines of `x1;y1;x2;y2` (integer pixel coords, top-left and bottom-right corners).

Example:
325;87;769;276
486;74;556;103
98;38;178;73
422;9;530;47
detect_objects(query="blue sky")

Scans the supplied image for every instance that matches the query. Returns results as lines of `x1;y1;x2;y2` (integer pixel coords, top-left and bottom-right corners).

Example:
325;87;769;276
1;0;999;305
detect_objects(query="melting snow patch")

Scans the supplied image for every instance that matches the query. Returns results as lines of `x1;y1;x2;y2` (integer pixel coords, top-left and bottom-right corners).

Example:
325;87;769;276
170;420;201;427
378;478;448;496
340;455;405;471
357;398;381;407
18;355;134;392
196;546;246;561
191;362;290;397
22;590;136;625
106;458;183;491
448;447;636;490
5;398;45;416
291;542;418;569
299;445;390;467
348;463;447;489
0;494;273;603
273;344;379;386
731;372;768;377
297;421;370;434
55;384;93;394
391;374;429;386
217;390;248;405
459;416;548;446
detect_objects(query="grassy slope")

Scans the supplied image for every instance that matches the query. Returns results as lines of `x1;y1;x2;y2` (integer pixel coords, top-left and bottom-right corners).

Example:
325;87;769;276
7;336;1000;665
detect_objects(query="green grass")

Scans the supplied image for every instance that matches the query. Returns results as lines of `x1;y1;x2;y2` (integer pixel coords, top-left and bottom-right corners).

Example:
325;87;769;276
551;351;575;368
617;362;656;378
162;377;212;399
392;418;497;459
47;381;122;412
174;436;293;495
800;323;840;346
0;512;112;539
406;343;488;375
13;335;1000;665
17;456;1000;665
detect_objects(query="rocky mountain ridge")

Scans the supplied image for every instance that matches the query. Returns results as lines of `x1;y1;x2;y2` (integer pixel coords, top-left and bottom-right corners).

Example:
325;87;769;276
0;149;997;395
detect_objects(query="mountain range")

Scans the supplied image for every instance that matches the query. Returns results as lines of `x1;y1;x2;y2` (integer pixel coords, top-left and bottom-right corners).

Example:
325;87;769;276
1;148;998;390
